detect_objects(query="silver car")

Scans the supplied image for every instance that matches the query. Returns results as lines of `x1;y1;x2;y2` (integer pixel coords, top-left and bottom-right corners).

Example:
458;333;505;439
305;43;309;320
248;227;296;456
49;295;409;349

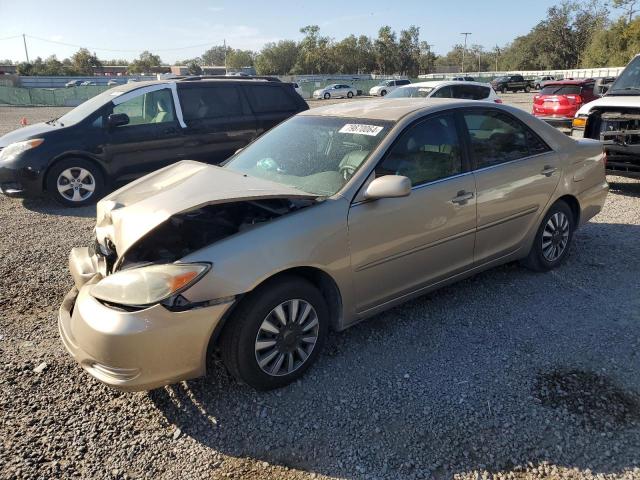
59;99;608;391
313;84;357;100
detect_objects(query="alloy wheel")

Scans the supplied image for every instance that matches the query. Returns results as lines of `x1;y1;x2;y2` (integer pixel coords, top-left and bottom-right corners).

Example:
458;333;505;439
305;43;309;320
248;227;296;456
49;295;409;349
254;299;319;377
57;167;96;202
541;212;570;262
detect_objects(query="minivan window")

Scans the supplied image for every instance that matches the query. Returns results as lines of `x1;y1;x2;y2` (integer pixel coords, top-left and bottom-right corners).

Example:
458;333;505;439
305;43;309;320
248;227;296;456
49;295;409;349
56;89;124;126
245;85;298;113
178;85;244;121
113;89;176;126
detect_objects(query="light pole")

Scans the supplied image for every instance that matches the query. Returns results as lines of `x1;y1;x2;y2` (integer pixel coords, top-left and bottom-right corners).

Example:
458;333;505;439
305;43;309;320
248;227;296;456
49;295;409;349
494;44;500;72
460;32;471;73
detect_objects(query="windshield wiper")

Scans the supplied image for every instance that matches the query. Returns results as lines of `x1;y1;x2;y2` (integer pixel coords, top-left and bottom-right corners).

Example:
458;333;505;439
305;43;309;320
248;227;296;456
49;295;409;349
46;117;60;125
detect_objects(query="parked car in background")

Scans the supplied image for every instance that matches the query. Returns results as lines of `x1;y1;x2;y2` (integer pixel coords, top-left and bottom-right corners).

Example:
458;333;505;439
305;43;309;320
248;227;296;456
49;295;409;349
58;98;608;392
387;80;502;103
65;80;82;88
292;82;304;97
572;54;640;178
369;79;411;96
532;79;599;129
534;76;555;90
451;76;476;82
80;81;97;86
0;78;308;206
107;80;120;86
313;84;358;99
491;75;534;93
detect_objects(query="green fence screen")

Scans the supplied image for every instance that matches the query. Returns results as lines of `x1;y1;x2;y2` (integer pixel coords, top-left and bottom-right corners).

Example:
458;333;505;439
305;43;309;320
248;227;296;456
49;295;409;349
0;85;110;106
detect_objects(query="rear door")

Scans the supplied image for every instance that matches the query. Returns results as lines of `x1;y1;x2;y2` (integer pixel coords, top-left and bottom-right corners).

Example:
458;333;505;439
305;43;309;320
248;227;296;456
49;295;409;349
244;84;304;135
460;107;560;264
177;83;258;164
103;87;186;183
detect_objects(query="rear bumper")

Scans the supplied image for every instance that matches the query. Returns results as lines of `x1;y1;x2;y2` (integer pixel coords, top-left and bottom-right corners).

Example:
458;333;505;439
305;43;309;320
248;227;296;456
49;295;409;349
58;247;234;391
576;180;609;226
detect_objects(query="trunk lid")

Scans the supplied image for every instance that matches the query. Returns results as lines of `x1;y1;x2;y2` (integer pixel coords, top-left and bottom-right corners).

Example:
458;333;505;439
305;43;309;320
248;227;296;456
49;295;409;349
95;160;318;257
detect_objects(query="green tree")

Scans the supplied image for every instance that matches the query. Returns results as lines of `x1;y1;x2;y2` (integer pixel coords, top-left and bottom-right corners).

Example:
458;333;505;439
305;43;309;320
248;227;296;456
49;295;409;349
374;26;399;74
201;45;227;65
582;16;640;66
128;51;162;74
71;48;102;75
255;40;299;75
293;25;335;74
418;41;436;74
186;60;203;75
398;26;421;76
332;35;360;73
226;49;255;69
612;0;638;22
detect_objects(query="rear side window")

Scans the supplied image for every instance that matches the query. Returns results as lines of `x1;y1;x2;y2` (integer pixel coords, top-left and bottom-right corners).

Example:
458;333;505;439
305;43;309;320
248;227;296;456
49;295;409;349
397;79;410;86
463;110;551;169
431;86;453;98
451;85;490;100
178;85;244;121
244;85;299;113
540;85;581;95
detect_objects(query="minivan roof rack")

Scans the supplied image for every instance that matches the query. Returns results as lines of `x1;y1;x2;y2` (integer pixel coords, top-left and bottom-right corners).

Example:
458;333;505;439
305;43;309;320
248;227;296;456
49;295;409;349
175;75;282;82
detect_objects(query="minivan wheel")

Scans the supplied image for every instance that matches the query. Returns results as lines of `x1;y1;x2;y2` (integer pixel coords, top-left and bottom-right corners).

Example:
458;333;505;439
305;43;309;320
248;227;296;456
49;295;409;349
220;275;329;390
46;158;104;207
522;200;574;272
323;92;330;100
347;91;353;98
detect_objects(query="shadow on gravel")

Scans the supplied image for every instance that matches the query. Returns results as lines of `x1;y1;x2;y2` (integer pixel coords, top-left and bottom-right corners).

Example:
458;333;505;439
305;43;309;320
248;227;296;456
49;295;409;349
149;222;640;479
608;179;640;198
21;197;95;217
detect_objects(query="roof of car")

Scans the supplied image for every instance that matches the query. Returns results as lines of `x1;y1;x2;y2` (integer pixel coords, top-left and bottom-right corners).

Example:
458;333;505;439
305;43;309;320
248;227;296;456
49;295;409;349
401;80;491;89
542;78;595;86
300;97;484;121
110;77;283;94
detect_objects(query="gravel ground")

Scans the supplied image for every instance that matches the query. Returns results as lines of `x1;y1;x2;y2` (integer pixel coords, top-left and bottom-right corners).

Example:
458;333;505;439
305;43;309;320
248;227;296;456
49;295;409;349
1;100;640;480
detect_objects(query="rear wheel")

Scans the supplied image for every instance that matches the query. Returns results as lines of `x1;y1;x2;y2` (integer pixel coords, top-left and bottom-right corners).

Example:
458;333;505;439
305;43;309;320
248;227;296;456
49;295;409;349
501;86;507;94
46;158;104;207
219;275;329;390
525;85;531;93
347;91;353;98
522;200;574;272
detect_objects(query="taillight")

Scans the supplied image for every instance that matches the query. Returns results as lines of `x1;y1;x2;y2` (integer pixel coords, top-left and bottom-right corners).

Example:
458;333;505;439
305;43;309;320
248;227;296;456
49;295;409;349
494;99;503;103
602;149;607;167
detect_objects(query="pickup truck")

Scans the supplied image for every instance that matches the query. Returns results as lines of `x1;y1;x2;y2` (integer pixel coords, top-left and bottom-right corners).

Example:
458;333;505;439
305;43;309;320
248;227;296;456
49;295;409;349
571;54;640;179
491;75;534;93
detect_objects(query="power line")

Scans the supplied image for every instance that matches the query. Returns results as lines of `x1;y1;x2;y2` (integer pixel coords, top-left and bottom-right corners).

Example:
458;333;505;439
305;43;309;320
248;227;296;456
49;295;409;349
0;35;22;42
24;34;222;53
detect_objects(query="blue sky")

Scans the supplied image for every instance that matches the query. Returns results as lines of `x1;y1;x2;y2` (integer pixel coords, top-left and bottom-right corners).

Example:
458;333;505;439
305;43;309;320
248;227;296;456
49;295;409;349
0;0;613;63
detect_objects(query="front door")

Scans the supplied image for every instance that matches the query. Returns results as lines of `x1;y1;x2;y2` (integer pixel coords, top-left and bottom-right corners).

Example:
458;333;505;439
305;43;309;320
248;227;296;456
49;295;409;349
104;87;185;185
348;112;477;312
177;84;257;164
460;108;561;264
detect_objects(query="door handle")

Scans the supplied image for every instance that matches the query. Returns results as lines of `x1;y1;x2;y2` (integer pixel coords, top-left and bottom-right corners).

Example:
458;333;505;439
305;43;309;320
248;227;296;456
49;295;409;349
451;190;474;205
541;165;557;176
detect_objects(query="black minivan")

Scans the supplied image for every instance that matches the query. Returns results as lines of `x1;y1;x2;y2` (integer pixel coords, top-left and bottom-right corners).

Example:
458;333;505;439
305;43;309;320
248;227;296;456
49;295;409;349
0;78;308;206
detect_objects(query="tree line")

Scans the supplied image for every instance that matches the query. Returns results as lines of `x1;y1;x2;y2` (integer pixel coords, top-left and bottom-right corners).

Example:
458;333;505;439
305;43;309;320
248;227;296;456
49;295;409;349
4;0;639;77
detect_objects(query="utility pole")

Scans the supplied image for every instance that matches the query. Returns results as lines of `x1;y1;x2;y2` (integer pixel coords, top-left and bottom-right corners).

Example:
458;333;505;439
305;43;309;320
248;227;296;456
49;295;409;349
495;44;500;72
22;34;29;63
460;32;471;73
223;38;227;73
478;50;481;73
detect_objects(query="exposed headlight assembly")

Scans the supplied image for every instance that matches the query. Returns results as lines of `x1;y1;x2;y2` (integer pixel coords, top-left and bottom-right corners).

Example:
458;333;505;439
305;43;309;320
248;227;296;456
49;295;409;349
0;139;44;162
91;263;210;307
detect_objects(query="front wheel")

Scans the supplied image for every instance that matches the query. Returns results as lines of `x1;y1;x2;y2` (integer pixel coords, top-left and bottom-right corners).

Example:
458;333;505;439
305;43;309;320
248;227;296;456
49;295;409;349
46;158;104;207
219;275;329;390
323;92;330;100
525;85;531;93
380;90;387;96
522;200;574;272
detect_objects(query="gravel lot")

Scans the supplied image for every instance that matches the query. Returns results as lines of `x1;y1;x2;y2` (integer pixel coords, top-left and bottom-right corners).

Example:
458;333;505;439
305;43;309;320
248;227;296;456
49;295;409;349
1;98;640;480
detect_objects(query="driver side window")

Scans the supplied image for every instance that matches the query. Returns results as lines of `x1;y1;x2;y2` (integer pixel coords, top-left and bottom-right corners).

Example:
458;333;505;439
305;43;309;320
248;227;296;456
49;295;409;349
112;89;176;126
376;113;462;186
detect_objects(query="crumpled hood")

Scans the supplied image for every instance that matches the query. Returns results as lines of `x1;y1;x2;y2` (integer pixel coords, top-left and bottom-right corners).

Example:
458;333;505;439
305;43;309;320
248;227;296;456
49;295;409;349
576;95;640;115
0;122;61;148
95;160;317;256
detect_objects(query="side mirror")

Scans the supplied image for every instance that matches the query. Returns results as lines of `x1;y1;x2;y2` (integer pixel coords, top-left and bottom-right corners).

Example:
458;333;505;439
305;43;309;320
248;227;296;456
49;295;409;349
364;175;411;200
107;113;130;128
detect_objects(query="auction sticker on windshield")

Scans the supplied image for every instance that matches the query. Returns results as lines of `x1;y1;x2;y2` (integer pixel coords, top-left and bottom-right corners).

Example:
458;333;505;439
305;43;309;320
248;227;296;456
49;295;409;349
339;124;384;136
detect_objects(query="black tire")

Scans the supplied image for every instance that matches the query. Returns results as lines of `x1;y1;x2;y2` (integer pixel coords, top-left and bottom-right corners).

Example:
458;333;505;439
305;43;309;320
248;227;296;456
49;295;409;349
525;85;531;93
501;86;507;94
347;91;353;98
380;90;387;96
323;92;330;100
220;275;329;390
522;200;575;272
45;158;105;207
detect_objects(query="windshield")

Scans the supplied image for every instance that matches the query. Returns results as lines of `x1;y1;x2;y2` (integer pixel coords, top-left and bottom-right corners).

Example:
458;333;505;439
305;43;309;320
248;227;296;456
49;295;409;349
608;56;640;94
55;88;125;125
224;116;393;196
387;86;434;98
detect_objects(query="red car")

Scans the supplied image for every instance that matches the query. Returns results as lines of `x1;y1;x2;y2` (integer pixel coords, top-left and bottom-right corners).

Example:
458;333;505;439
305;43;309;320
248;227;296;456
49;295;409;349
532;79;599;128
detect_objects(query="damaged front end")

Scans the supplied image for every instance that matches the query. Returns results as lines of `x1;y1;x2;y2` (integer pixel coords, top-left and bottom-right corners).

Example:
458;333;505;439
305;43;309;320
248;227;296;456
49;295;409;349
587;108;640;178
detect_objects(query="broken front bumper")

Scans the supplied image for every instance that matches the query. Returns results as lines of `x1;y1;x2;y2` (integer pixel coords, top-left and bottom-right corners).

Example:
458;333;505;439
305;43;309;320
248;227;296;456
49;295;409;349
58;247;234;391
